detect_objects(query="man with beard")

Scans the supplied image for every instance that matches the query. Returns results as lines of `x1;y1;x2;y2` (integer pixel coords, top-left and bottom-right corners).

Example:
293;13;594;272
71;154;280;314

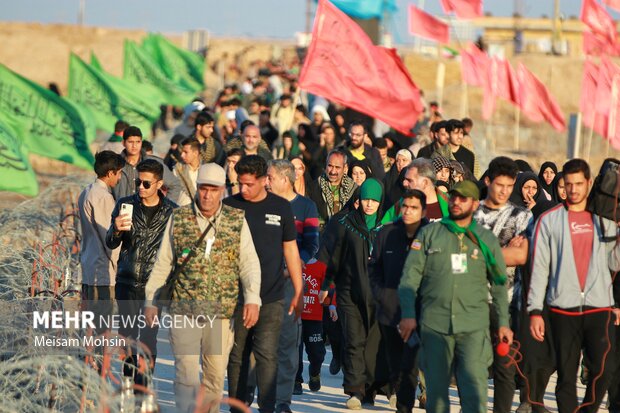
417;120;449;160
307;149;357;231
528;159;620;413
399;180;512;413
342;120;385;180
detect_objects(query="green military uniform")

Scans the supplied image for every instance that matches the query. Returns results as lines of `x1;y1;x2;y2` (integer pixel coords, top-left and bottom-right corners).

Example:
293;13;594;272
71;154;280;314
399;220;509;413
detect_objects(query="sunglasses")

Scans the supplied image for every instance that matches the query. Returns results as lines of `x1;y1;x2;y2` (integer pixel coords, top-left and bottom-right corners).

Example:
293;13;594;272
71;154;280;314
135;179;157;189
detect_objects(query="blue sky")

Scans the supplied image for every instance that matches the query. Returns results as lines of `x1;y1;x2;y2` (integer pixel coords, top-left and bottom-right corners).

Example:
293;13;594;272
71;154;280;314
0;0;596;43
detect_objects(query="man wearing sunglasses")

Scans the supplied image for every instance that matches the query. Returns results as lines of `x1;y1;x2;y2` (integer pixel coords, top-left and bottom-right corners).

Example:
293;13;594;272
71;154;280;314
113;125;181;204
106;159;177;386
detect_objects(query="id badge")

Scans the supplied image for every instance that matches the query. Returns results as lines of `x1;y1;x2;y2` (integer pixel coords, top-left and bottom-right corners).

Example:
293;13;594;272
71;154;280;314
451;253;468;274
204;237;215;259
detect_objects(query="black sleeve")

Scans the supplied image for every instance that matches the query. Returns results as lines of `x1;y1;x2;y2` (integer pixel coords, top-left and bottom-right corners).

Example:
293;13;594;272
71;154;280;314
105;200;123;249
370;148;386;180
214;139;226;166
319;217;346;290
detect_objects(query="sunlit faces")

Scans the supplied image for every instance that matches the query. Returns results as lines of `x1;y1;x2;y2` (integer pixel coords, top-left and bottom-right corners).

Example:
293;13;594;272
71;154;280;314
350;165;367;186
448;194;479;220
321;126;336;146
395;154;411;172
564;172;591;206
197;184;225;216
436;167;451;183
196;122;214;140
521;180;538;202
266;166;287;196
227;154;242;171
181;144;200;167
377;147;388;162
400;196;425;225
360;198;380;216
485;175;516;208
449;128;464;147
542;167;556;185
291;158;305;182
436;128;449;146
326;153;346;185
107;169;123;188
349;124;365;149
242;125;261;151
238;173;267;202
123;136;142;157
556;176;567;201
136;171;162;200
403;167;425;191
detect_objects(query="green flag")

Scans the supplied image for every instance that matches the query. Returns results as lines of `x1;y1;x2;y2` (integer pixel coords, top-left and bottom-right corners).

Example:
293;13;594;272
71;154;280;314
0;63;95;169
68;53;160;134
90;51;103;71
0;111;39;196
142;33;205;92
123;40;195;107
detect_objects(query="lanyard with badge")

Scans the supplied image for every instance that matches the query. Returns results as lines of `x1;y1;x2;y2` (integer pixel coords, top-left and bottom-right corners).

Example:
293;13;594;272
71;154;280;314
451;233;468;274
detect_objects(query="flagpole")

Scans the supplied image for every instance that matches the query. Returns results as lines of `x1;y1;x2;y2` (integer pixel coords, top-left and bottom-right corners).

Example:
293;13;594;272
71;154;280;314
514;106;520;151
436;58;445;110
460;82;469;118
415;0;426;52
585;126;594;163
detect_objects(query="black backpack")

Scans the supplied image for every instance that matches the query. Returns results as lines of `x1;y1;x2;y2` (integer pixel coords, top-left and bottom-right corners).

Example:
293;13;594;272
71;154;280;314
587;158;620;223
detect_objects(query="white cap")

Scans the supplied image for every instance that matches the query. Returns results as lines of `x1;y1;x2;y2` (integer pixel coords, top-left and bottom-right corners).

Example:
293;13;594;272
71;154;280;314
196;163;226;187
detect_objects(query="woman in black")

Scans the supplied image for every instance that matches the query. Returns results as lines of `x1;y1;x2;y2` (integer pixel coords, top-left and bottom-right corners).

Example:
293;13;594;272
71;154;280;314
318;178;387;409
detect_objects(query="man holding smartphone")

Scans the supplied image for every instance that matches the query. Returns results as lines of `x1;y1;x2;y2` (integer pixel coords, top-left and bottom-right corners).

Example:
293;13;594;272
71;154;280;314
106;159;177;384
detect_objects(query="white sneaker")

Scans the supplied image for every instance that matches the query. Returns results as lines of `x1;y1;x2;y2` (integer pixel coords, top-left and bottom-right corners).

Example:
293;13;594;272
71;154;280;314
346;395;362;410
389;394;398;409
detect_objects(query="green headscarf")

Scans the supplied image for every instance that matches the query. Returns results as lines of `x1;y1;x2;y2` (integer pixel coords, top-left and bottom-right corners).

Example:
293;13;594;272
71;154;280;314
440;217;506;285
360;178;382;229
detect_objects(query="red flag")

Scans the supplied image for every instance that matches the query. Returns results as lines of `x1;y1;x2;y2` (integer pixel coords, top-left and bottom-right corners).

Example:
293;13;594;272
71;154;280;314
517;63;566;132
603;0;620;12
583;29;620;56
299;0;424;135
408;5;449;44
581;0;617;46
460;43;489;86
440;0;482;19
482;57;519;120
595;57;620;117
581;60;599;129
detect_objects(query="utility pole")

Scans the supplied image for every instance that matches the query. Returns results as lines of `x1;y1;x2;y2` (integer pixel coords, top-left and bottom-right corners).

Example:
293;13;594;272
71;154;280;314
305;0;312;35
78;0;85;25
551;0;561;55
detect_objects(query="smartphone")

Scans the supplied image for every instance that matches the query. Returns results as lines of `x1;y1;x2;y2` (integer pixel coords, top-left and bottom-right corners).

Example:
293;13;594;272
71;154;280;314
120;203;134;219
120;203;133;230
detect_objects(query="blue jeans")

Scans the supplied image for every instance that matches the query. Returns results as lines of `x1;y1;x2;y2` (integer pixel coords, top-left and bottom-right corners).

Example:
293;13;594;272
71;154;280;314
227;300;284;413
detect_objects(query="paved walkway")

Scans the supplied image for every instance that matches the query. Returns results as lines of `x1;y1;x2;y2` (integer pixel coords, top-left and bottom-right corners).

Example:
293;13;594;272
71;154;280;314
146;329;597;413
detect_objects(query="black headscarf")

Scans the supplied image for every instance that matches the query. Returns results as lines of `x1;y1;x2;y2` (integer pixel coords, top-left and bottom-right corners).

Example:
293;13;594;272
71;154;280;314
550;172;565;204
509;172;555;219
348;159;374;183
538;162;558;200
